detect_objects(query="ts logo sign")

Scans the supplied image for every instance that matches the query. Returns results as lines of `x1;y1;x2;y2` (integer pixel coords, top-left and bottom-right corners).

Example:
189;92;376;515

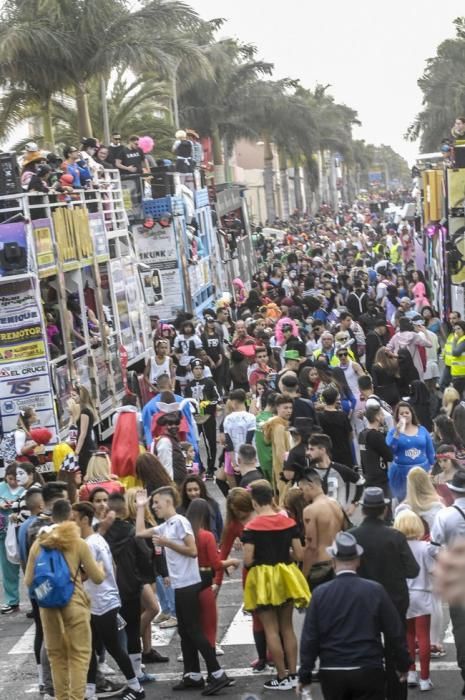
5;377;40;395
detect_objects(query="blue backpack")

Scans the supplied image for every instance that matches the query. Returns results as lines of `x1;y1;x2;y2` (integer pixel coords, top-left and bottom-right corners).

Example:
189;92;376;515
31;547;77;608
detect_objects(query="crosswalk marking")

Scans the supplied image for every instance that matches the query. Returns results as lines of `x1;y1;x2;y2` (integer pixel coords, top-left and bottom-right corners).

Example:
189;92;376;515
9;622;177;655
220;605;254;646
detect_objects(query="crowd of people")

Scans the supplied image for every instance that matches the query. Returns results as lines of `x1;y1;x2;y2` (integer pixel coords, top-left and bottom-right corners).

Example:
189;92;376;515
2;203;465;700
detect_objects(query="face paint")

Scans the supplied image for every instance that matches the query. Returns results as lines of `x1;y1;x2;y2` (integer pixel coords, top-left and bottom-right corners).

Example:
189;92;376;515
16;468;29;486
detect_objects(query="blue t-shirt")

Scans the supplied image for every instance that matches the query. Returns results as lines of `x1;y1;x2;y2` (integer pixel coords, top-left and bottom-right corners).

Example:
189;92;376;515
386;425;435;468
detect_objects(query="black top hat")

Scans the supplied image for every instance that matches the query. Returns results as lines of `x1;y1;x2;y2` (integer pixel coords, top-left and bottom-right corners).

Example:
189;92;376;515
447;469;465;493
326;532;364;560
360;487;390;508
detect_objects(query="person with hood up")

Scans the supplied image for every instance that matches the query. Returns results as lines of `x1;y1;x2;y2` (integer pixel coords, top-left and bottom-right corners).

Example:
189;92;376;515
24;499;105;700
263;394;293;502
387;317;432;380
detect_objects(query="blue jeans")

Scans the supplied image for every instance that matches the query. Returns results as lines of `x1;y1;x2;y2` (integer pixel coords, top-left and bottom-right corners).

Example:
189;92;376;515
156;576;175;616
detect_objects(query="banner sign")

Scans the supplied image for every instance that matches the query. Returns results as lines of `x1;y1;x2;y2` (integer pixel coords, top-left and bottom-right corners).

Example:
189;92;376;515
0;280;58;440
132;223;183;319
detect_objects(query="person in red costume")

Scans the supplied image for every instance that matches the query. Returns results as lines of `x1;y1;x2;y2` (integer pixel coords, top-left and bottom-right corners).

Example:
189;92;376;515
111;394;143;487
186;499;239;649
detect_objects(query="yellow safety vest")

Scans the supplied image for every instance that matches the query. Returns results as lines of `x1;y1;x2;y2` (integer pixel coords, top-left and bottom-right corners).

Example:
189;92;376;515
451;335;465;377
389;244;401;265
444;332;454;368
329;349;356;367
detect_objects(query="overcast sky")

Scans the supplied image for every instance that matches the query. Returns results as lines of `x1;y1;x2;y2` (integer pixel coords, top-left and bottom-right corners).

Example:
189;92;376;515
189;0;465;165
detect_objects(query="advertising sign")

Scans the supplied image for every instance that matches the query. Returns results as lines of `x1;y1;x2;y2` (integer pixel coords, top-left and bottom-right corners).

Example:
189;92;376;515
0;280;58;440
32;218;56;273
132;223;183;319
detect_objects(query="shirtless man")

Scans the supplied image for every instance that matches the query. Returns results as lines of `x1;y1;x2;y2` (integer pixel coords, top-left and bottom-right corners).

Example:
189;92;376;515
298;469;345;591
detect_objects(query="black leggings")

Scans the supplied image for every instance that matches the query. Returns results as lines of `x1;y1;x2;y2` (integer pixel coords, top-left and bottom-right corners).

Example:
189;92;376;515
88;607;136;683
31;598;44;665
120;597;142;655
175;583;220;675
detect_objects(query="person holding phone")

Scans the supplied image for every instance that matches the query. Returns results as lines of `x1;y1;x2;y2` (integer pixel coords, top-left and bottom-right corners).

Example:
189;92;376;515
386;402;435;502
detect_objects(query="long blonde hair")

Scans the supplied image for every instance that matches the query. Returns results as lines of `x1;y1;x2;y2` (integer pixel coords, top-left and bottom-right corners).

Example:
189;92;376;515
126;487;155;525
86;453;111;482
443;386;461;417
76;385;96;421
405;467;441;513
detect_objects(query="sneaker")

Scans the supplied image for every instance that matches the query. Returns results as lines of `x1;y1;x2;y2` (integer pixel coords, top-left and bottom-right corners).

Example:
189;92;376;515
206;674;236;688
419;679;434;692
26;609;34;618
201;672;232;696
96;679;125;698
39;684;45;695
172;675;205;691
288;674;298;689
430;645;446;658
252;659;270;673
407;671;418;687
137;673;156;684
205;472;215;481
153;611;171;625
1;604;19;614
118;689;145;700
98;662;116;676
177;652;183;662
141;649;169;663
263;676;294;691
215;644;224;656
159;616;177;629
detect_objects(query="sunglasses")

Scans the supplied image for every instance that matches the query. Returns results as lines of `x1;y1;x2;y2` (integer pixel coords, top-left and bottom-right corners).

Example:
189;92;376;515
337;352;348;357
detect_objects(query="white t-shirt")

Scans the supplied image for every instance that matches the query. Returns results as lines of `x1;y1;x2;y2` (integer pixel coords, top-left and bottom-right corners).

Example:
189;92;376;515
85;532;121;615
154;514;200;590
224;411;256;453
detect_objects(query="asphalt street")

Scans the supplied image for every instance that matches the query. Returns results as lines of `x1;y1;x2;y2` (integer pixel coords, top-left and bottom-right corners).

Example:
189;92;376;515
0;561;463;700
0;482;463;699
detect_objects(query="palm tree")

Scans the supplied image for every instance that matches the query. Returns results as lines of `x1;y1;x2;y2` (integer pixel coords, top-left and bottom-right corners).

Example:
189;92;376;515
0;0;205;142
6;71;175;158
408;18;465;152
178;38;273;181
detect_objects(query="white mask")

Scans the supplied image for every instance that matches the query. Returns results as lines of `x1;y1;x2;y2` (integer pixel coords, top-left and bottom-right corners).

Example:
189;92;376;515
16;468;29;486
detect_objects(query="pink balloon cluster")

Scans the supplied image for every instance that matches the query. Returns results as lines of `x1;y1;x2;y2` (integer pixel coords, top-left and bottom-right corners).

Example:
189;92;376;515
138;136;155;154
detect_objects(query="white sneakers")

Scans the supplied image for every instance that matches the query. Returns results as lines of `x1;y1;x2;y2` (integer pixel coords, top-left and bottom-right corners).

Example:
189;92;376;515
407;672;433;691
407;671;418;687
419;678;434;692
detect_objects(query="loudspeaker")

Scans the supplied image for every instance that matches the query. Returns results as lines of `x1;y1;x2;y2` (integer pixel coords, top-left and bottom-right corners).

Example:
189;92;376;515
0;152;20;196
0;241;27;272
456;145;465;168
150;169;176;198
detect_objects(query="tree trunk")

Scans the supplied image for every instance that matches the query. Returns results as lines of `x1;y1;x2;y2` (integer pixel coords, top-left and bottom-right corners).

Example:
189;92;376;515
100;76;110;145
294;160;303;212
278;147;290;221
75;82;93;138
263;133;276;223
212;126;225;184
41;96;54;149
303;168;314;215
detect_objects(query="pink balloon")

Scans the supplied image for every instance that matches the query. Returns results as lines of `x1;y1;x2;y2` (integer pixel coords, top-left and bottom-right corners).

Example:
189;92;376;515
139;136;155;154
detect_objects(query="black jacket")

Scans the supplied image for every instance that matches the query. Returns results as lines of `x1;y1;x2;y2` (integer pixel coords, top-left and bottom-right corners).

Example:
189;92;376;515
350;517;420;614
104;519;154;599
299;572;410;685
365;330;385;374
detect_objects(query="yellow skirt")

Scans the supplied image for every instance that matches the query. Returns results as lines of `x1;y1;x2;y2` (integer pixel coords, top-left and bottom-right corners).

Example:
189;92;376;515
243;562;311;611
